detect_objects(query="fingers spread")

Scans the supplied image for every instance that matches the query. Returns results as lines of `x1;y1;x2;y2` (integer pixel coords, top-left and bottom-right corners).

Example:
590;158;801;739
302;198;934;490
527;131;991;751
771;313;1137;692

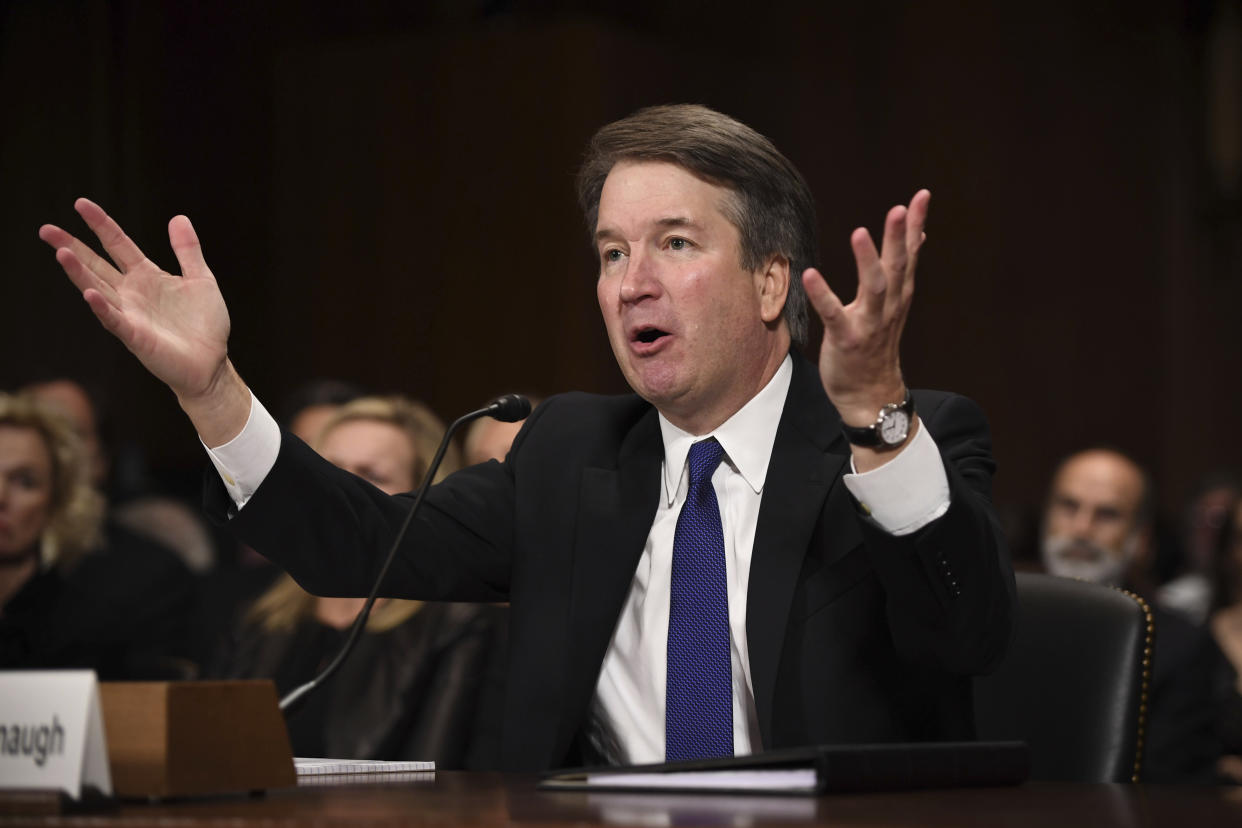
37;223;71;250
802;268;851;338
55;247;121;306
880;204;909;276
850;227;887;321
40;223;125;289
898;190;930;305
904;189;930;263
75;198;148;272
168;215;213;281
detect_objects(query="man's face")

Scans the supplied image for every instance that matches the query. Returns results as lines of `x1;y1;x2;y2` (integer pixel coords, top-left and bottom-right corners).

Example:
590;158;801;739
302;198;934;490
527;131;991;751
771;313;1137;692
1041;451;1147;586
594;161;788;435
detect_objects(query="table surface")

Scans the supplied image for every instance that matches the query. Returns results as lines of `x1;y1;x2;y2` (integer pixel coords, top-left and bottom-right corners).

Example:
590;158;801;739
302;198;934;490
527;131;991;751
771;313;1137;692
4;772;1242;827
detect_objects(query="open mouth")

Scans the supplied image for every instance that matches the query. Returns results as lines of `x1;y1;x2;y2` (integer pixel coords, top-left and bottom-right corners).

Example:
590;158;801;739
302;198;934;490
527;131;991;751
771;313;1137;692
633;327;669;344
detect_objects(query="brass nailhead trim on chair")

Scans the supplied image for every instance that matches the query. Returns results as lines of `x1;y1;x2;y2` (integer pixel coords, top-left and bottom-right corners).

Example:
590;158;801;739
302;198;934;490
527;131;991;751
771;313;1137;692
1116;587;1154;784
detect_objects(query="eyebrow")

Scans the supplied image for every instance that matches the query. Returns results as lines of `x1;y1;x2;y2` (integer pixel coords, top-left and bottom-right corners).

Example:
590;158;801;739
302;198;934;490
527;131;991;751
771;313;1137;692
594;216;701;244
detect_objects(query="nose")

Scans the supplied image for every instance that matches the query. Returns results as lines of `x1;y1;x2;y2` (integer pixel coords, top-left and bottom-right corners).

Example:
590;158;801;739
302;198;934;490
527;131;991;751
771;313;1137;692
1067;506;1095;540
618;248;660;305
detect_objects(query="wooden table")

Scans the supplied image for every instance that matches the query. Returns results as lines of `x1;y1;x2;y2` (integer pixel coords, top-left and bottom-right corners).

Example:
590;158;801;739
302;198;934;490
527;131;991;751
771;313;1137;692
4;772;1242;826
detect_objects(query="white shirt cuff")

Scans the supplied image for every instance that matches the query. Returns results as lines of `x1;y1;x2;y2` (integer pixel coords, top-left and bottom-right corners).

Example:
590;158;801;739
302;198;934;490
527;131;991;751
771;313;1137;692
201;392;282;510
842;422;950;536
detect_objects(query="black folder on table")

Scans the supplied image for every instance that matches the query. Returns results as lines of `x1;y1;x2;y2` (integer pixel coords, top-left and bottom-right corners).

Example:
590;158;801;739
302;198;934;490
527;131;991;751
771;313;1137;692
538;741;1029;794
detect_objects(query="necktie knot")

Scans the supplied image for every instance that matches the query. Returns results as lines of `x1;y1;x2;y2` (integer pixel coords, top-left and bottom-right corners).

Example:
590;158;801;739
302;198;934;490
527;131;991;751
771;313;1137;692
687;438;724;487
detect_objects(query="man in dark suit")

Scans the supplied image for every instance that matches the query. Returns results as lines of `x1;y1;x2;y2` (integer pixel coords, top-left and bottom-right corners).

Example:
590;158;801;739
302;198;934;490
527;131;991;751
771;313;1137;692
1041;448;1227;782
41;104;1013;771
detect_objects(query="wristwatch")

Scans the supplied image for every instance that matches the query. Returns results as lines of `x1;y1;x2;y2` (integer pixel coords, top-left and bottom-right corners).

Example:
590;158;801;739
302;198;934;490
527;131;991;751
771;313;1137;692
841;390;915;450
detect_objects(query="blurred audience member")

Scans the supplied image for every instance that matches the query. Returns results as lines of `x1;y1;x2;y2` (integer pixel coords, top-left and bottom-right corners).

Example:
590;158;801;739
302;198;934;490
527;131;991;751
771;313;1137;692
114;496;216;573
193;379;368;664
1042;449;1154;587
212;396;502;765
20;379;107;488
1041;448;1227;782
1209;498;1242;782
1;392;195;678
1160;472;1242;625
281;378;368;446
462;395;539;466
24;378;216;574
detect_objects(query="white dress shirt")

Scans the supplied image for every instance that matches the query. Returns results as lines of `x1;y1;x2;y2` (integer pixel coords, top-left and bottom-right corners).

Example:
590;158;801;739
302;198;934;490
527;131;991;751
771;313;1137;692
205;356;950;764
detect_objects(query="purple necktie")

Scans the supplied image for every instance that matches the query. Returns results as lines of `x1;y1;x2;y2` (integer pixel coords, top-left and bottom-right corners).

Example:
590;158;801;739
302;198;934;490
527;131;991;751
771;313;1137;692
666;438;733;761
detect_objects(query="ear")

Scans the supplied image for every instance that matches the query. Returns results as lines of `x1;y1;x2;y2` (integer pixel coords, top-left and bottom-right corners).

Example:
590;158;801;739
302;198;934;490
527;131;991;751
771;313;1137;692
756;254;790;325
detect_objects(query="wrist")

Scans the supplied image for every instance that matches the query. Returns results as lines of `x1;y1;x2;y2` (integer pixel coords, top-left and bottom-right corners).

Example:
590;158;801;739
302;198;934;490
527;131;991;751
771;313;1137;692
850;416;919;473
177;361;252;447
834;381;908;427
840;387;915;462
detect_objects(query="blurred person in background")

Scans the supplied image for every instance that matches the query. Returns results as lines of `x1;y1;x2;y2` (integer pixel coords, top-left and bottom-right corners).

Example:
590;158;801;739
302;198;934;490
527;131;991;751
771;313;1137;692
1208;498;1242;783
281;378;368;447
211;396;503;765
192;378;369;665
1041;448;1229;782
1159;472;1242;626
24;377;216;574
461;395;539;466
0;392;195;677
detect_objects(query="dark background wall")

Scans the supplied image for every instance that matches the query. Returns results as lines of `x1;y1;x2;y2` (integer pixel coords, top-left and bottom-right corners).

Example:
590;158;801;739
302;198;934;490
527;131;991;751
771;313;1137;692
4;0;1240;561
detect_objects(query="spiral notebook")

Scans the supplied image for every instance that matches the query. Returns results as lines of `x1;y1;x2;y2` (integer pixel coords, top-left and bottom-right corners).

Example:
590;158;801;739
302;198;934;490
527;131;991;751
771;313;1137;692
294;758;435;776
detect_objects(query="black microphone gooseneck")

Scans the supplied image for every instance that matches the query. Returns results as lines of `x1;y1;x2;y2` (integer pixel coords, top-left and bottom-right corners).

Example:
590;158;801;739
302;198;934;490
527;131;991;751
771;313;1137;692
279;393;531;714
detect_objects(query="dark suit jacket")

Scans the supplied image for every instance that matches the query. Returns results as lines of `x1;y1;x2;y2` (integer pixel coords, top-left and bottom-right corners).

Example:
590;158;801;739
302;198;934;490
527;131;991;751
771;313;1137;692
1;522;197;680
1142;605;1229;782
208;353;1014;771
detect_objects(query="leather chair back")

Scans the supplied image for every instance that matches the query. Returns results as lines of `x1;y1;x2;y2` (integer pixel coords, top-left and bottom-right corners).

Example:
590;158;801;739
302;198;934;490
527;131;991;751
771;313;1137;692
974;572;1152;783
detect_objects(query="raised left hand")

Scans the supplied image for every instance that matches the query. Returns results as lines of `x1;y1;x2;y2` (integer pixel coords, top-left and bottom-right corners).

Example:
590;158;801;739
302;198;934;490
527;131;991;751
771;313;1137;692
801;189;929;427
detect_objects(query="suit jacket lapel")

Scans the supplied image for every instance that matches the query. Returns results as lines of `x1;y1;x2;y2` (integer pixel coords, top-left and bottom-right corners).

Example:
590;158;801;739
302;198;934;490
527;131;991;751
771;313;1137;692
747;353;851;744
559;405;663;753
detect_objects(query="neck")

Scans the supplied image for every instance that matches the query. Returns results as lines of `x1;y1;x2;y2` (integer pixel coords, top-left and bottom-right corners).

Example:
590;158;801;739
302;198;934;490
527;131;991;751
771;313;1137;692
662;338;789;436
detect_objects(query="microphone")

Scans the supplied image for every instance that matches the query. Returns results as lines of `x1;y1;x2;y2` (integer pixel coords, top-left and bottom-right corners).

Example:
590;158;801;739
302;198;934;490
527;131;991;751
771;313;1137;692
486;393;531;423
279;394;531;714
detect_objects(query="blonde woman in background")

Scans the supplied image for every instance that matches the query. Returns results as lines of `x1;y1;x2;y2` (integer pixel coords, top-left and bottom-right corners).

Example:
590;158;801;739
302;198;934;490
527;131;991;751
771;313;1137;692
1;392;194;677
212;396;503;766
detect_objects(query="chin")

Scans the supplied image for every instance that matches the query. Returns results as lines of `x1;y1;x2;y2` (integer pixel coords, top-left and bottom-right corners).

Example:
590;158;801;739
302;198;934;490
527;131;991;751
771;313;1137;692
624;365;685;406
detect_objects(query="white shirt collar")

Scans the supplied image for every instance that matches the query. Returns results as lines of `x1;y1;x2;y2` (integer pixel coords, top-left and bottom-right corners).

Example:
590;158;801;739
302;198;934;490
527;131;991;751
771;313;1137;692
657;354;794;506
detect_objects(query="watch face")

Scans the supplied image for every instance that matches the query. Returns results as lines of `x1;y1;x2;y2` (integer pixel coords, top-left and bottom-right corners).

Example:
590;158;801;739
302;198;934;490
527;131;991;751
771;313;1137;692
879;409;910;445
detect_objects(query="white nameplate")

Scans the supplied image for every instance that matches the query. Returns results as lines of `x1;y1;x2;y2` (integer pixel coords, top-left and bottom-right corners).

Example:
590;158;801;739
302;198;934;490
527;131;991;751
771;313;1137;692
0;671;112;799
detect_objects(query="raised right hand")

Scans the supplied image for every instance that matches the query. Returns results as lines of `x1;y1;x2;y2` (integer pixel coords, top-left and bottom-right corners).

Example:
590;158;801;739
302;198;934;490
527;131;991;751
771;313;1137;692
40;199;249;445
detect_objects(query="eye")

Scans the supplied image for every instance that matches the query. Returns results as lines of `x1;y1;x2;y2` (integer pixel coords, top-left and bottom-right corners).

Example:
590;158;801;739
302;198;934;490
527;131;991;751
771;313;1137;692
668;237;689;251
1096;507;1122;523
12;470;41;490
603;248;625;263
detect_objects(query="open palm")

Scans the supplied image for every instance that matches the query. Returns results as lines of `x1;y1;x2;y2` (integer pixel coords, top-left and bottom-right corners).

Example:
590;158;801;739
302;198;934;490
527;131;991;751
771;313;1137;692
39;199;231;401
